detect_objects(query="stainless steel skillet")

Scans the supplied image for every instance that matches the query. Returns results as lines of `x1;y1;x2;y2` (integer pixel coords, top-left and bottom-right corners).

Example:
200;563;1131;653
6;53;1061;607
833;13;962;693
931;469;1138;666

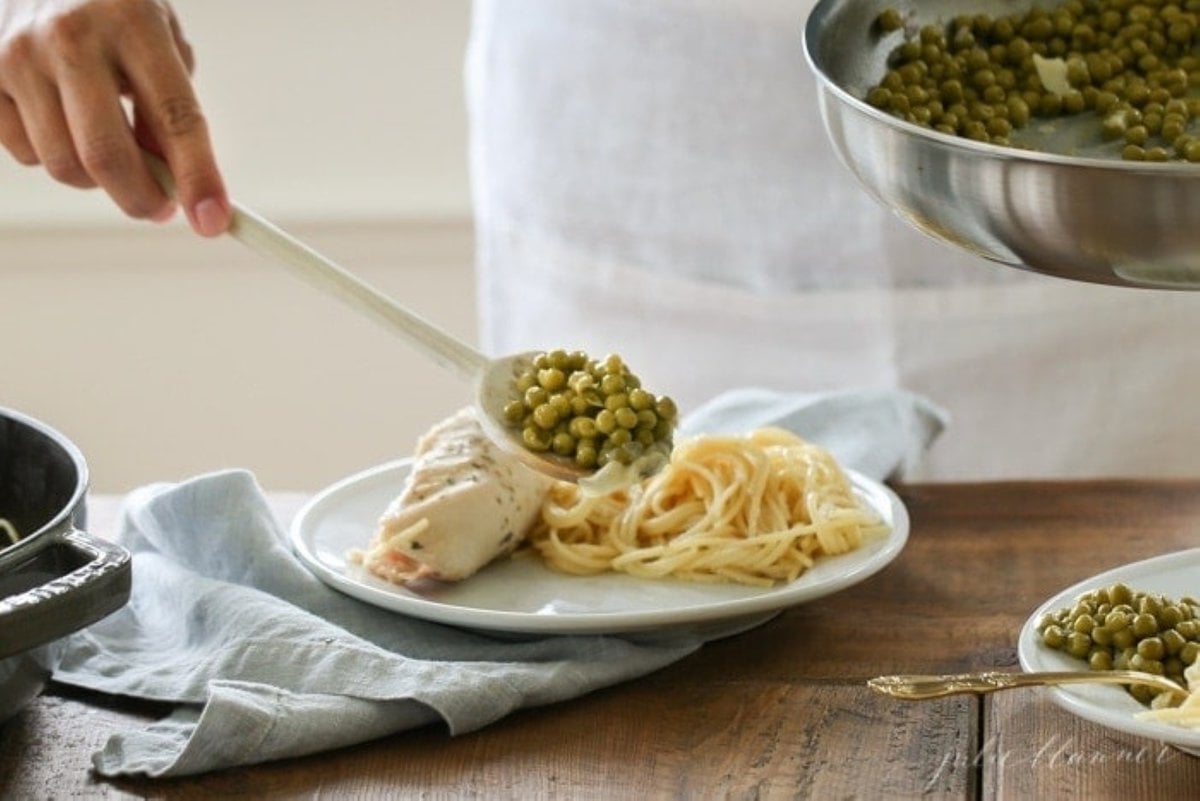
803;0;1200;289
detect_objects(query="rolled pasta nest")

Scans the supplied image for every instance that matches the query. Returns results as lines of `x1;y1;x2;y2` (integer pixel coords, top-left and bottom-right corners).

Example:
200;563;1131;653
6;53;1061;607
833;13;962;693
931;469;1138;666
529;427;886;587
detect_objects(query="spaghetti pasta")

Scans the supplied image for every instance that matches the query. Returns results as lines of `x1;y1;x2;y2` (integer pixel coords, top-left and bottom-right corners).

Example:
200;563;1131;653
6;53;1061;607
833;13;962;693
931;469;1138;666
529;427;886;587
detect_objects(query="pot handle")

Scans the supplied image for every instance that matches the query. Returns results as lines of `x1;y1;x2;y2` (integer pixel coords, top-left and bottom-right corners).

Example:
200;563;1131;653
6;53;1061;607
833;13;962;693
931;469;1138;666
0;528;131;660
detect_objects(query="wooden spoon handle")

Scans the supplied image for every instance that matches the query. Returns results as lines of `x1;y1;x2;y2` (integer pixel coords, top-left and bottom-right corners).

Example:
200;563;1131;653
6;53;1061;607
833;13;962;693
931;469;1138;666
227;202;486;378
147;154;486;379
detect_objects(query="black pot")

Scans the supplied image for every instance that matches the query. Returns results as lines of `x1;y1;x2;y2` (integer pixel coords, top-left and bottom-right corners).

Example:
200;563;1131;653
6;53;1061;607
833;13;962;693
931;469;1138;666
0;407;130;721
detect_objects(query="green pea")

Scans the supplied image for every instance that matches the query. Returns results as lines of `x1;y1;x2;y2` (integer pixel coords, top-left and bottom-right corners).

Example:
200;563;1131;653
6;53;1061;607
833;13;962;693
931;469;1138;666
906;84;931;105
1165;98;1190;117
538;367;566;391
1090;649;1114;671
549;393;572;417
983;117;1008;138
1067;632;1092;658
524;386;549;409
566;417;594;439
1130;685;1155;704
1132;612;1159;638
575;445;598;469
532;404;560;430
1112;627;1137;649
522;426;550;451
551;431;576;456
1038;93;1063;116
628;388;655;411
1162;117;1187;142
1162;628;1187;655
604;393;629;413
595;409;618;435
1137;637;1166;661
602;354;625;374
1026;17;1054;40
877;7;905;33
1007;96;1031;126
1065;56;1089;86
1105;609;1129;629
1130;654;1164;675
502;400;525;424
608;428;632;447
973;68;997;89
516;372;538;393
1043;624;1067;648
1169;20;1194;43
614;407;640;430
1127;82;1151;105
1160;605;1186;629
600;373;626;395
1008;37;1033;61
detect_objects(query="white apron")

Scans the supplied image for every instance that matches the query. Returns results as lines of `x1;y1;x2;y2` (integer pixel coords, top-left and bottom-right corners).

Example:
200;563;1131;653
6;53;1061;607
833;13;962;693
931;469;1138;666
466;0;1200;479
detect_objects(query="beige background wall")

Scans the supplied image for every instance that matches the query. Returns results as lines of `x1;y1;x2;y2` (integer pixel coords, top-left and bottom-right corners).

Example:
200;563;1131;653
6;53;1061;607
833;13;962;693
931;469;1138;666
1;1;478;492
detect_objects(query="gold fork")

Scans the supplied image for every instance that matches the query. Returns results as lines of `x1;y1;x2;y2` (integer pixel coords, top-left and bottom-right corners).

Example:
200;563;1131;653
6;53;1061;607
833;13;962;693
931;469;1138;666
868;670;1188;700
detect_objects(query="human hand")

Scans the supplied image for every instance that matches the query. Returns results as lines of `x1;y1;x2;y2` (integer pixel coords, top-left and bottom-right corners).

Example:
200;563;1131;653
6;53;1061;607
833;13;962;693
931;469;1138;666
0;0;230;236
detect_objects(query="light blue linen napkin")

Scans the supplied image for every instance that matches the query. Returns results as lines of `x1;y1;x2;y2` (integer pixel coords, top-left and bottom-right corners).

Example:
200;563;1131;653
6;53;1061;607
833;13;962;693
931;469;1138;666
53;388;946;777
680;387;947;481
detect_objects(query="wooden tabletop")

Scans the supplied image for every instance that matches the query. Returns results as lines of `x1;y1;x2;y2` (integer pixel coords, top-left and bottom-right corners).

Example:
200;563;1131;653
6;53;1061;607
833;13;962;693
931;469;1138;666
4;480;1200;799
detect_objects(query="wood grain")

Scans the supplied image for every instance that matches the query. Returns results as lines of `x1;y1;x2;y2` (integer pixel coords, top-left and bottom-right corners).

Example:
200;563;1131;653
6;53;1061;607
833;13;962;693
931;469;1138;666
984;692;1199;801
4;481;1200;799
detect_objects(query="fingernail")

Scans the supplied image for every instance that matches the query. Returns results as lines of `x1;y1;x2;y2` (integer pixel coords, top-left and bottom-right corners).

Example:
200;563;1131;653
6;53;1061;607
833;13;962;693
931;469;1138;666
192;197;229;237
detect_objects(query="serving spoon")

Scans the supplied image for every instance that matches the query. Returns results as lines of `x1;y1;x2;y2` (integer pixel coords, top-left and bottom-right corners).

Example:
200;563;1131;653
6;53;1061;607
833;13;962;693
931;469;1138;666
145;157;588;483
868;670;1189;701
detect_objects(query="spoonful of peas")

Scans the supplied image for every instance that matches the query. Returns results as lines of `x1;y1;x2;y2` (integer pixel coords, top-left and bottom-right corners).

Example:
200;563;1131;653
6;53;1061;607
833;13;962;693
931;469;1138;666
148;158;676;484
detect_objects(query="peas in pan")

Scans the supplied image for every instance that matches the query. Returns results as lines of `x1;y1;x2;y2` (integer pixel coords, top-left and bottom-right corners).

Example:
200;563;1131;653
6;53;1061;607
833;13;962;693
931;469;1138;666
867;2;1200;162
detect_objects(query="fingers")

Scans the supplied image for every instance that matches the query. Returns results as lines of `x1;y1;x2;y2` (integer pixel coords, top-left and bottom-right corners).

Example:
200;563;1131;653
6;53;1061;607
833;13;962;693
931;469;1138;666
0;23;96;190
164;5;194;73
0;0;226;235
57;58;176;219
127;84;228;236
8;70;94;188
0;92;37;165
117;5;229;236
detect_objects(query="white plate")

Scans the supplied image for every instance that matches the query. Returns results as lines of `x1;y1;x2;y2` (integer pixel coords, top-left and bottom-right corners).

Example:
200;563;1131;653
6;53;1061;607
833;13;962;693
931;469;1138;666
1018;549;1200;755
290;459;909;636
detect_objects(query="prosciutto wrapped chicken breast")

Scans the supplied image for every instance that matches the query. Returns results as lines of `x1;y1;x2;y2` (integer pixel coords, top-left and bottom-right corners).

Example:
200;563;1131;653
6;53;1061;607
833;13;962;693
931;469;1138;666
353;407;555;583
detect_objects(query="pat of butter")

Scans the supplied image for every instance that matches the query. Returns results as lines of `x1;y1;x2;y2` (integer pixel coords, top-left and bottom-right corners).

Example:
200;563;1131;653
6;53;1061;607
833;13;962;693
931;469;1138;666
1033;53;1071;95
